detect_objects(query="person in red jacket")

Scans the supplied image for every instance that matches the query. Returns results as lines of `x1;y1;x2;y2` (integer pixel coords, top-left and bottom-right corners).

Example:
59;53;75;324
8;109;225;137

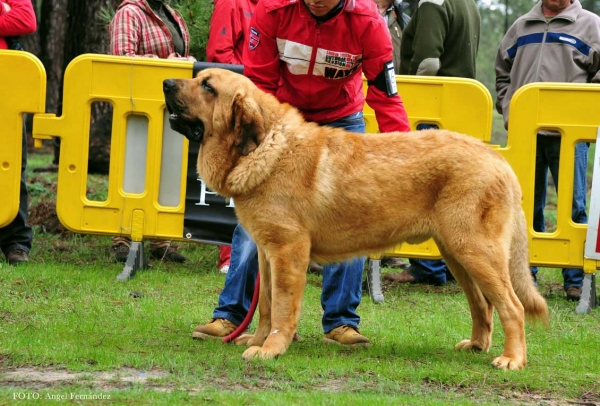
0;0;35;50
194;0;411;346
207;0;258;65
245;0;409;130
0;0;36;265
206;0;258;274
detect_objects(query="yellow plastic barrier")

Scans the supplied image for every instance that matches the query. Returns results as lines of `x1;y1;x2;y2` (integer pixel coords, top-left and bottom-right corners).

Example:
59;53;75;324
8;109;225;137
26;57;597;286
33;54;193;241
364;76;493;259
500;82;600;273
0;50;46;228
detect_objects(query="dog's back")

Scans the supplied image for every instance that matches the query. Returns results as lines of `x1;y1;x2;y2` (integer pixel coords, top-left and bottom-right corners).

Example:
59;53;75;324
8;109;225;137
262;127;519;261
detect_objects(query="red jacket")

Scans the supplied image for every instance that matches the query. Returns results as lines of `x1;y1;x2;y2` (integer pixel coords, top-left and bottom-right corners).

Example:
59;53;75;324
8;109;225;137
0;0;36;49
207;0;258;64
243;0;409;131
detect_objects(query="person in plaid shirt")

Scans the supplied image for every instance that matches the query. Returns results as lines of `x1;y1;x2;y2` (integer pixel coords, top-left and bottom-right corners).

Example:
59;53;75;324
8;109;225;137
110;0;194;61
108;0;194;263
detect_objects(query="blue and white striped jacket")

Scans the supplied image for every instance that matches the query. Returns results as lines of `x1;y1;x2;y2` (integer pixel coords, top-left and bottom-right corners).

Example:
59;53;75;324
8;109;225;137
494;0;600;127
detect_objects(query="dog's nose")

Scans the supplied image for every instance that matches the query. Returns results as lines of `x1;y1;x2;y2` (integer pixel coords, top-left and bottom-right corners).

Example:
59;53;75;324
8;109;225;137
163;79;177;93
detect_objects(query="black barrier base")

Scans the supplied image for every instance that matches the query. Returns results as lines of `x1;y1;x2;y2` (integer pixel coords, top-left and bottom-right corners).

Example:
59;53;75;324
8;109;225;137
366;259;385;304
116;242;149;282
192;62;243;78
576;273;597;314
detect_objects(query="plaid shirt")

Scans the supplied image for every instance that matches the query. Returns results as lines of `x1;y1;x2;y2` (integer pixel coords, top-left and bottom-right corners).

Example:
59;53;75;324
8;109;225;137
109;0;190;58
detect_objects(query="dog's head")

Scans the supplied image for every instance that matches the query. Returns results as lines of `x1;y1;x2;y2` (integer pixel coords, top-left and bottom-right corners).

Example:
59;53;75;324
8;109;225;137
163;68;266;156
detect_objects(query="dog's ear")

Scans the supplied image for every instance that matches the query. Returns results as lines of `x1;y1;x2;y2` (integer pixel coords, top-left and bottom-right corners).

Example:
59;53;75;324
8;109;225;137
231;92;265;156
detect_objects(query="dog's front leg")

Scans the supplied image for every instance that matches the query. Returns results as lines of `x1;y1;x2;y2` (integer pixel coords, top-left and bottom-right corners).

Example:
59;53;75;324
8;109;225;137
243;242;308;360
237;248;272;348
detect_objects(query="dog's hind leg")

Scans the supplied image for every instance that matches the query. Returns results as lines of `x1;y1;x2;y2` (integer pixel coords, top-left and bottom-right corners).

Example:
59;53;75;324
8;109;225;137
439;247;494;353
242;239;310;360
448;238;527;370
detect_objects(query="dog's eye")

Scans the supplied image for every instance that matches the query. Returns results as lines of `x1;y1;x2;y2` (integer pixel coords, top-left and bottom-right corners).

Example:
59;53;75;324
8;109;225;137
202;79;216;95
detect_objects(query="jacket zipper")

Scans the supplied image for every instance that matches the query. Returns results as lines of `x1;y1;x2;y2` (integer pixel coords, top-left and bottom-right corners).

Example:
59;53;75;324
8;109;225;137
534;24;549;81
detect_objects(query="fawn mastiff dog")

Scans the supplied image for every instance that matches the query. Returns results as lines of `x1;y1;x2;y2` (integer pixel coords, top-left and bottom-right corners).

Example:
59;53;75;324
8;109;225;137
163;68;548;370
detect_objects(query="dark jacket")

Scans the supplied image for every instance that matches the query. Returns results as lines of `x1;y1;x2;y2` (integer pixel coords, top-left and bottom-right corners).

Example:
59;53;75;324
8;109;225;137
399;0;480;78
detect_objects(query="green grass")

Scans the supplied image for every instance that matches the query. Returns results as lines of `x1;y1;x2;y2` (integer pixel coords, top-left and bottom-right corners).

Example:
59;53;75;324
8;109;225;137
0;151;598;404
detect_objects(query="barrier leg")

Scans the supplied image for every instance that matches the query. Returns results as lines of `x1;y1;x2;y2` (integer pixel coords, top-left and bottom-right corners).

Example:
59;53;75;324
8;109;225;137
575;273;597;314
116;241;149;282
366;259;385;304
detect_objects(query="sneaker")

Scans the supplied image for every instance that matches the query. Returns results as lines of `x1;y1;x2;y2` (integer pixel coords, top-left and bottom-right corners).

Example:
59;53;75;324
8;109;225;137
110;243;130;263
6;248;29;265
150;246;186;263
566;287;582;302
192;318;247;340
219;264;230;274
380;256;409;269
323;325;371;347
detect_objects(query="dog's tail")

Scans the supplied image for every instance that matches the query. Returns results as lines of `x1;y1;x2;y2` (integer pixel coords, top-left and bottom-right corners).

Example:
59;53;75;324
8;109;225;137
509;205;549;325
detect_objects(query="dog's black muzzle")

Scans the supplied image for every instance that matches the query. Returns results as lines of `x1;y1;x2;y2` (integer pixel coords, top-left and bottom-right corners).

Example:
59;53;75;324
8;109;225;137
163;79;205;143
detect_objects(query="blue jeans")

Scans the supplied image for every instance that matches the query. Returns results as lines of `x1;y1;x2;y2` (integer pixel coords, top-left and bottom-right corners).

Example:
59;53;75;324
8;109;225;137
214;112;366;333
530;135;586;290
409;123;451;285
0;124;33;257
408;259;453;286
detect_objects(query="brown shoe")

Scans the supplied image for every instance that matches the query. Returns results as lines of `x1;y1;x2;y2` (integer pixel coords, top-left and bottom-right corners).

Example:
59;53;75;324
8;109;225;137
566;287;582;302
308;261;324;274
323;325;371;347
6;248;29;265
150;246;186;263
383;268;417;283
380;256;409;269
192;318;247;340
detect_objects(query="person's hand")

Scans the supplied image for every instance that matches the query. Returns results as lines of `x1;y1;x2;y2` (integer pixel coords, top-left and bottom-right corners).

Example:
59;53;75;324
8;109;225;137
167;53;196;62
2;2;12;12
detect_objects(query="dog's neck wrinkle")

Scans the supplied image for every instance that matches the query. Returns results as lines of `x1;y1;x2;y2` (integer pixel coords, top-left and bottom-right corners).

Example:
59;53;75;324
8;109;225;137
224;99;303;196
226;125;287;196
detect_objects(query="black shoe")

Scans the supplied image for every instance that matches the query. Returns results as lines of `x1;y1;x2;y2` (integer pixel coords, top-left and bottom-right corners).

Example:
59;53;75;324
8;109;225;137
6;248;29;265
150;246;186;263
110;243;130;263
566;287;582;301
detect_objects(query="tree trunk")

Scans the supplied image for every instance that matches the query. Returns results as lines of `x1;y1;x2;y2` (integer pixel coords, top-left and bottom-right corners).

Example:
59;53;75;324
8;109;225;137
18;0;40;56
38;0;69;115
53;0;120;173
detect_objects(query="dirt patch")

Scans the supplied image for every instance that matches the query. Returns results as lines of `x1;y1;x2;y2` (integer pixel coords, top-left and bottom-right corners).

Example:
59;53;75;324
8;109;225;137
28;199;69;235
2;367;170;391
2;367;598;404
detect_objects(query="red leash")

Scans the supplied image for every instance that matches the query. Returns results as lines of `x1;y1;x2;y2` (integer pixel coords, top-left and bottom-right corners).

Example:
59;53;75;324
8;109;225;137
221;272;260;343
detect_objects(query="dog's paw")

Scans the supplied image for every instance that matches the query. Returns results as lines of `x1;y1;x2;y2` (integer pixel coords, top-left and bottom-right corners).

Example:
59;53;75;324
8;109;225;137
242;346;261;360
492;355;525;371
241;346;279;361
454;339;489;352
234;333;257;346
